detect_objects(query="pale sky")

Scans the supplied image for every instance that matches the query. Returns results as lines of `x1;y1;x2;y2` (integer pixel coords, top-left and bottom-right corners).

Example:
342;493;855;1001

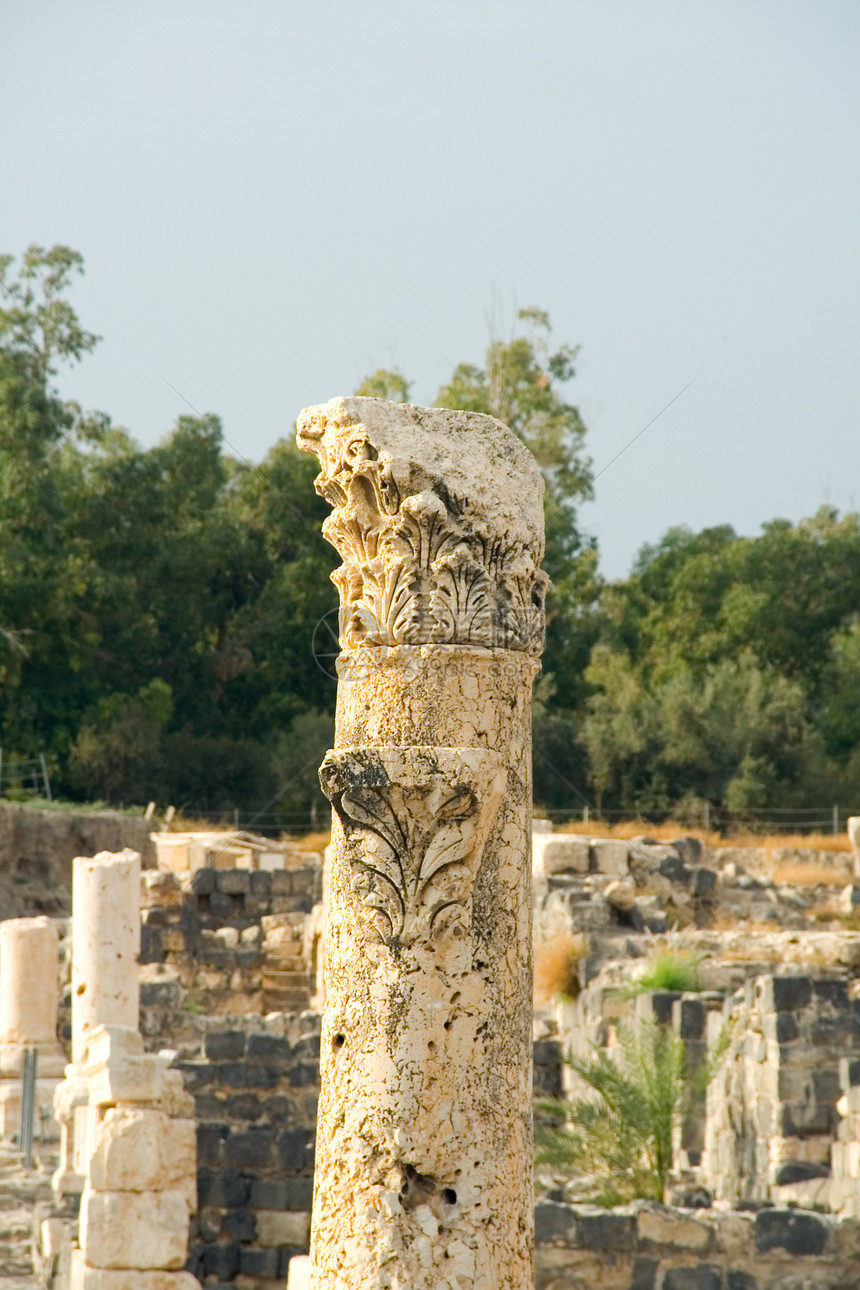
2;0;859;577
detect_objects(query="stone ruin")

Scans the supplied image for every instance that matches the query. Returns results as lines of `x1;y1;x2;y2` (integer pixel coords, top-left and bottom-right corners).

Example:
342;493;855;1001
4;404;860;1289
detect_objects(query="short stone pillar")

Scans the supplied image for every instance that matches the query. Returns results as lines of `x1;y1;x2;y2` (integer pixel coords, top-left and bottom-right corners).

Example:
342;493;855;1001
849;817;860;876
72;849;141;1063
71;1024;200;1290
297;397;546;1288
0;916;65;1141
54;849;141;1197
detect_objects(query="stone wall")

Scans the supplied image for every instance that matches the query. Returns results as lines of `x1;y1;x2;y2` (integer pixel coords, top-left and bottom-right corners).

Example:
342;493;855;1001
174;1015;319;1285
0;802;156;918
535;1198;860;1289
139;866;321;1035
704;974;860;1203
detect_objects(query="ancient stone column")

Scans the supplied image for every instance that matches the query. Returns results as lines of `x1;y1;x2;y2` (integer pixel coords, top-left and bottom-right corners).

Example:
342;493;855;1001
73;1024;201;1290
296;397;546;1289
0;916;66;1140
54;849;141;1196
71;849;141;1063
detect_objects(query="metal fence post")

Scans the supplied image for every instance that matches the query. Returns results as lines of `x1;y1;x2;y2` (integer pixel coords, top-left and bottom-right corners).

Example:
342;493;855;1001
19;1047;37;1167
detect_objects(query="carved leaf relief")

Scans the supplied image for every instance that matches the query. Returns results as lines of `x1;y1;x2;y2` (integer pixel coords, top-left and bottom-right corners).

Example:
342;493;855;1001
319;748;507;946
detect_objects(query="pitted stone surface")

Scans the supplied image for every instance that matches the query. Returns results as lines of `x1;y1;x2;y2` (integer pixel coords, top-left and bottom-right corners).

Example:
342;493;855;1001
299;399;544;1289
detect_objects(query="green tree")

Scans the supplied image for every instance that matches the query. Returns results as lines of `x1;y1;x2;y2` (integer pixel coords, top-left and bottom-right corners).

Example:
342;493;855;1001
355;368;411;402
0;244;99;379
68;679;173;804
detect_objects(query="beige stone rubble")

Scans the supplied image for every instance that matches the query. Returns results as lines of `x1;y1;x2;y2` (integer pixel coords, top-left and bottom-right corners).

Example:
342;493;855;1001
297;397;545;1289
73;1026;200;1288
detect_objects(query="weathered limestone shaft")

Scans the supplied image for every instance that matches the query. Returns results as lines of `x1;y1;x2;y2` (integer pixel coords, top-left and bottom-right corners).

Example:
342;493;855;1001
0;916;59;1047
0;916;65;1140
297;397;547;1290
71;849;141;1063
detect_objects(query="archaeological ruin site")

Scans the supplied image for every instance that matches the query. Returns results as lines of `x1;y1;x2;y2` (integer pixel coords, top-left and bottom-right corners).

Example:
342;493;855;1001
5;398;860;1290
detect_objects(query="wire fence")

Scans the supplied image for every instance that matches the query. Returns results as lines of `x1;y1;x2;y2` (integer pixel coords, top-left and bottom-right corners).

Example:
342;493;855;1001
543;803;860;837
0;750;52;801
166;802;860;839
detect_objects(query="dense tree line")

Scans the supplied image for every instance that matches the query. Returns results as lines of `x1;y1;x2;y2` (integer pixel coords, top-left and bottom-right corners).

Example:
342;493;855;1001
2;246;859;825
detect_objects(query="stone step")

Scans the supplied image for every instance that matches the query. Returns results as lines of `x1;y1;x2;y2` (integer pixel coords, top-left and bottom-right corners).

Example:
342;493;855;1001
264;953;306;972
262;988;312;1012
261;970;315;989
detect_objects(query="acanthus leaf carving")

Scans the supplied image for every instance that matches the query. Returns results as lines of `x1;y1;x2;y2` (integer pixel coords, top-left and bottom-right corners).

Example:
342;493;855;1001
318;747;507;947
297;398;547;653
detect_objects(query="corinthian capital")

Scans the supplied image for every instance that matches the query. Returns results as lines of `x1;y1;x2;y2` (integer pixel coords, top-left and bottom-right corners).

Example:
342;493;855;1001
296;397;548;654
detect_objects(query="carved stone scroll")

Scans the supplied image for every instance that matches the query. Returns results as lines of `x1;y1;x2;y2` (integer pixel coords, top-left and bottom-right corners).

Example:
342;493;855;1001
297;398;545;1290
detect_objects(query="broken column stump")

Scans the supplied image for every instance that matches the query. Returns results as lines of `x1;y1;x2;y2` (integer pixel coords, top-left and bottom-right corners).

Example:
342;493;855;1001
297;397;547;1289
0;916;65;1141
54;849;141;1198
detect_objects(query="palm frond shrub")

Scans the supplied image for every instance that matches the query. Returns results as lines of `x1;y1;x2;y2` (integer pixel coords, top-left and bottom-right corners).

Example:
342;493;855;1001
536;1018;724;1205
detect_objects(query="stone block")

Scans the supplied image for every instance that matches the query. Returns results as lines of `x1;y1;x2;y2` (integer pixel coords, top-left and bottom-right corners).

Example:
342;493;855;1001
692;867;716;896
841;1057;860;1088
590;838;629;876
247;1033;291;1061
766;1011;799;1043
658;854;692;885
197;1167;250;1208
216;870;250;895
197;1122;227;1164
201;1242;240;1280
725;1274;757;1290
222;1208;255;1241
576;1208;635;1250
208;893;235;918
290;1175;314;1209
278;1127;315;1171
813;1068;842;1103
286;1255;311;1290
216;1061;248;1087
255;1209;311;1247
629;1256;659;1290
203;1032;246;1061
224;1090;263;1119
810;1013;850;1045
224;1126;275;1168
83;1026;166;1107
89;1109;196;1208
71;1253;201;1290
636;1202;710;1250
673;998;706;1041
672;835;704;865
755;1208;830;1255
662;1268;721;1290
80;1189;189;1270
604;878;637;911
250;1179;289;1209
765;976;812;1013
240;1247;280;1278
773;1160;830;1184
190;868;216;895
532;834;590;876
534;1200;577;1243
